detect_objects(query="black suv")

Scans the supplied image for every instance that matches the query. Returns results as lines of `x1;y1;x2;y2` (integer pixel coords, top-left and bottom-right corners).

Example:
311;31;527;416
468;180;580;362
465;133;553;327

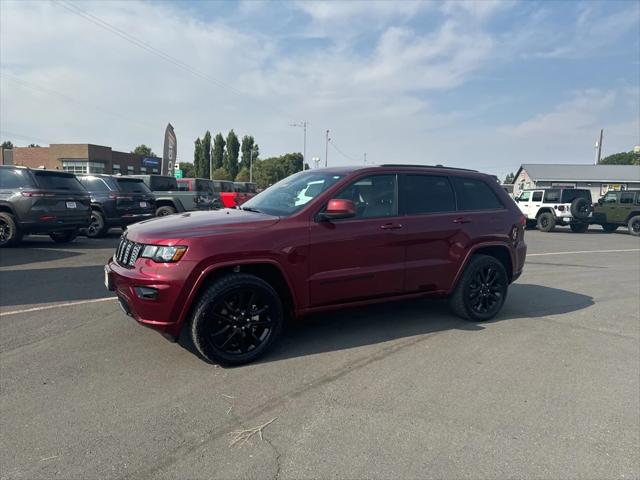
77;174;155;237
0;166;91;247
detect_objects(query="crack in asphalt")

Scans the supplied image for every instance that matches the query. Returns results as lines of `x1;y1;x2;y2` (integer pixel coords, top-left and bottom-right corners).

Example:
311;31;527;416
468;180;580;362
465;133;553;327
123;328;449;480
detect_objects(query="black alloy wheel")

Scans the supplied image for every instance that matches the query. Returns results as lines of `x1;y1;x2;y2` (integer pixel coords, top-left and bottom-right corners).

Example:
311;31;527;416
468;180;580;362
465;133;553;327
0;212;21;247
449;254;508;322
537;212;555;232
0;216;12;246
190;273;284;366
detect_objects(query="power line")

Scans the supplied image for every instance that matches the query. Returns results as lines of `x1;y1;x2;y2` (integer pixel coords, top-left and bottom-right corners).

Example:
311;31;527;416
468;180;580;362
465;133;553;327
0;130;53;145
329;139;359;162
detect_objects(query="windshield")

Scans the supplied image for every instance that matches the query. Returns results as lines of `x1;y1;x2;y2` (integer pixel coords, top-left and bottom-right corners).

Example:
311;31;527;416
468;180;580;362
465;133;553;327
241;171;345;216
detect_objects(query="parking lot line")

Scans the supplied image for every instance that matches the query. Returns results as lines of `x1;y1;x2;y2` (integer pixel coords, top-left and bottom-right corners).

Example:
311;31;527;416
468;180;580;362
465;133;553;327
1;297;117;317
528;248;640;257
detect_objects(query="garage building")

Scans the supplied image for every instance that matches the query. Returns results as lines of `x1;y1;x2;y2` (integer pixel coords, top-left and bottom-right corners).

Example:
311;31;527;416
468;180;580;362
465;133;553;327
514;164;640;199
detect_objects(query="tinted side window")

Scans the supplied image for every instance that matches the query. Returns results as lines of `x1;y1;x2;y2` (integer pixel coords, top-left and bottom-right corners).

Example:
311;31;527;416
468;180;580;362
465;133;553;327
620;192;634;204
400;175;455;215
0;169;34;189
150;176;177;191
603;193;617;203
518;191;530;202
335;174;397;218
532;192;543;202
117;179;151;194
80;177;111;192
451;177;503;211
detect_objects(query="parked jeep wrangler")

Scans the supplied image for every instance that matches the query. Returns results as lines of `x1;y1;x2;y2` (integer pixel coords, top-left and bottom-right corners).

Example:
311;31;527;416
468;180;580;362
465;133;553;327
591;190;640;236
515;188;592;232
131;175;217;216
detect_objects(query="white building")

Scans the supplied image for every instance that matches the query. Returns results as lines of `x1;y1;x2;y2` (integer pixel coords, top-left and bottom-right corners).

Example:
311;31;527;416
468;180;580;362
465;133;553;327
513;164;640;199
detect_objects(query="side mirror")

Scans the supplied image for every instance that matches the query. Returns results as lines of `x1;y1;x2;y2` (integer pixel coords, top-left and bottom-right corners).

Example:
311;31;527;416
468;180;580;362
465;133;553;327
318;199;356;221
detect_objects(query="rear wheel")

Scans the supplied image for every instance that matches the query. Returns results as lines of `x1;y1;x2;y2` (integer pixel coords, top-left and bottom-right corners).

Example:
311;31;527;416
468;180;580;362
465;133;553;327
49;229;78;243
628;216;640;236
449;254;508;322
537;212;556;232
190;273;284;366
0;212;21;247
602;223;618;233
569;222;588;233
156;205;176;217
85;210;108;238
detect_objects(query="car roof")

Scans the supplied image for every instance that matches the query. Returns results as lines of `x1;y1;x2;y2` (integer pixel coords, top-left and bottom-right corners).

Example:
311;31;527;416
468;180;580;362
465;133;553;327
310;164;482;176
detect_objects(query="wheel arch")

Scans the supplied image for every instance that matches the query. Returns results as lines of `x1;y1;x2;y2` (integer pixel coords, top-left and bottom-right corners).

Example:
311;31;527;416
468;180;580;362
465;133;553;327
535;207;554;218
451;242;514;292
176;259;296;334
155;198;183;211
625;211;640;222
0;202;17;216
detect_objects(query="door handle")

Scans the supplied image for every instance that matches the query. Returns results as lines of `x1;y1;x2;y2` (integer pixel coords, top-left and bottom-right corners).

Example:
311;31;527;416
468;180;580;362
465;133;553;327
453;217;472;224
380;223;403;230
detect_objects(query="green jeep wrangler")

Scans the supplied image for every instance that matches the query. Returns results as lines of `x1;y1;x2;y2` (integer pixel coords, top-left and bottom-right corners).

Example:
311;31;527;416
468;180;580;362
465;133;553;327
591;190;640;236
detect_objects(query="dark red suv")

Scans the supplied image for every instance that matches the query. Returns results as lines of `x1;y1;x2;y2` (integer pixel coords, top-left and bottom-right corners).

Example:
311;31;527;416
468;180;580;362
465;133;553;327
105;165;527;365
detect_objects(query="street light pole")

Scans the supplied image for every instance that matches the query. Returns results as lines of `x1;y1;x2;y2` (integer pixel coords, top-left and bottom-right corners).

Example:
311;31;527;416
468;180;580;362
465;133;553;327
290;121;308;169
249;147;257;183
325;129;330;168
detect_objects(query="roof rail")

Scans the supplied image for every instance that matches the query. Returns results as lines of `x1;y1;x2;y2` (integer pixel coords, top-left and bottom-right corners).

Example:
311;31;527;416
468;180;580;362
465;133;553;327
379;164;477;172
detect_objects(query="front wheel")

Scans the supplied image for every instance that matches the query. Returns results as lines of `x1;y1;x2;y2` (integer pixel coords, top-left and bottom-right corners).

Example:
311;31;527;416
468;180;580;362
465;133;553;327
537;212;556;232
190;273;284;366
156;205;176;217
49;229;78;243
449;254;508;322
601;223;618;233
570;222;589;233
628;216;640;236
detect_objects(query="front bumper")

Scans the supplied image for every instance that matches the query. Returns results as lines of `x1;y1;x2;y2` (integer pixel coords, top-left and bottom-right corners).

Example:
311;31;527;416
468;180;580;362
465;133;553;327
105;257;196;338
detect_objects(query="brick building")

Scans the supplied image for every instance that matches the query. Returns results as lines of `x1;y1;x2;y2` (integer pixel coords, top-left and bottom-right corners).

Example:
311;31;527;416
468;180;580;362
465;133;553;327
0;143;162;175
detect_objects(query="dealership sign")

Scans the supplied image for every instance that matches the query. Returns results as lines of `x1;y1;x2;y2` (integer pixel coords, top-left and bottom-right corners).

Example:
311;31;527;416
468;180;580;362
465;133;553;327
141;157;160;168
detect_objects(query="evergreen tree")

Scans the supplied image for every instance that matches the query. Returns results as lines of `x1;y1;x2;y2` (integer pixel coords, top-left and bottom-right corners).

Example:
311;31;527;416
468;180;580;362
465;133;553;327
212;133;225;170
240;135;258;171
202;131;212;179
225;130;240;180
193;137;204;178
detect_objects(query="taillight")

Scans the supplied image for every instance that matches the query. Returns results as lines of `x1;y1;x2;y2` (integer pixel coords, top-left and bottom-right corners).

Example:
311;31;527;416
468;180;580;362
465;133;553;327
21;191;54;197
557;205;565;211
109;193;133;200
519;214;526;226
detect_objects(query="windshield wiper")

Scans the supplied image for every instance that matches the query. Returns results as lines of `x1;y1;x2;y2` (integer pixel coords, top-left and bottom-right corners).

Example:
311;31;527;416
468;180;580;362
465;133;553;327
241;206;262;213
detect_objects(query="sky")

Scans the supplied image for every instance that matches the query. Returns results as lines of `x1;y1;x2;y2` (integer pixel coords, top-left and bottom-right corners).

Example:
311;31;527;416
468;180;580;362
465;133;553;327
1;0;639;179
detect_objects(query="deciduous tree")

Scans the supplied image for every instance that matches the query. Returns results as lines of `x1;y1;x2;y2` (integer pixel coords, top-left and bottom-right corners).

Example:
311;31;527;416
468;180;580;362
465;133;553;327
132;144;155;157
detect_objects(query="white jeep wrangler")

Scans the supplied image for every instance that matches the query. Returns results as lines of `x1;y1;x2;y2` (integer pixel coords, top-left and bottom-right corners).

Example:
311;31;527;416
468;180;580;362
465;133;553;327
515;188;592;232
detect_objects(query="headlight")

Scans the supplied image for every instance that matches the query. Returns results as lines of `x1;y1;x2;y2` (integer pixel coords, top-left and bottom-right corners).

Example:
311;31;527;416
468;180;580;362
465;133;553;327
140;245;187;263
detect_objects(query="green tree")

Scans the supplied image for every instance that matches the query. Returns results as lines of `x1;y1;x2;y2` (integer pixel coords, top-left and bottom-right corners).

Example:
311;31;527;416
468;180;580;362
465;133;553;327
202;131;212;179
193;138;204;178
225;130;240;180
599;151;640;166
1;141;13;149
179;162;195;178
212;133;225;170
27;144;41;148
240;135;259;171
211;167;231;180
503;172;515;184
235;167;250;182
132;144;155;157
251;152;304;189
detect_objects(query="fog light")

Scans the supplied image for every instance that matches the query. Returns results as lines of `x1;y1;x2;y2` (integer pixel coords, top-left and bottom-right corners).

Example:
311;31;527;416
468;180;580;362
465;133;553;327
134;286;158;300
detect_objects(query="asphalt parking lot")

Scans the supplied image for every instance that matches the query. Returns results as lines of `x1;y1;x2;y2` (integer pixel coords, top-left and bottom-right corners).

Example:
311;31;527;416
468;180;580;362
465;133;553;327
1;228;639;479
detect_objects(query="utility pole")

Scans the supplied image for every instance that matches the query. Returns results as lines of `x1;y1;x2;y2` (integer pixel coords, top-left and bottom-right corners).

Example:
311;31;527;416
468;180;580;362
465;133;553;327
249;147;256;183
364;152;367;165
325;129;330;168
594;129;604;165
290;121;308;169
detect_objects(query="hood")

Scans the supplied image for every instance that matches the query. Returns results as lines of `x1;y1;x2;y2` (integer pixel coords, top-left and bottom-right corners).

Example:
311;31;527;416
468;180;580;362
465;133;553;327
126;209;280;244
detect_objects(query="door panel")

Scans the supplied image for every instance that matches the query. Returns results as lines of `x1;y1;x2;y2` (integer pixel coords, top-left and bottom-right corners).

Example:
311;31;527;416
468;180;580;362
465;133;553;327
308;219;405;306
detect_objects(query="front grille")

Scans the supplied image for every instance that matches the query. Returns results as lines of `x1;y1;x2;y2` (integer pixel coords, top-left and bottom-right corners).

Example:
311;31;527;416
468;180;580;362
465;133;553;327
115;237;143;268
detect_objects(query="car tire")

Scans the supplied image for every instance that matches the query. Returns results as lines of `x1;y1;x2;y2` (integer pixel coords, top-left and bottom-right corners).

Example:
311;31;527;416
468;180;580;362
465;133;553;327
156;205;176;217
602;223;618;233
449;254;508;322
85;210;108;238
49;229;78;243
628;216;640;236
537;212;556;232
569;222;589;233
190;273;284;366
0;212;21;247
570;197;591;220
